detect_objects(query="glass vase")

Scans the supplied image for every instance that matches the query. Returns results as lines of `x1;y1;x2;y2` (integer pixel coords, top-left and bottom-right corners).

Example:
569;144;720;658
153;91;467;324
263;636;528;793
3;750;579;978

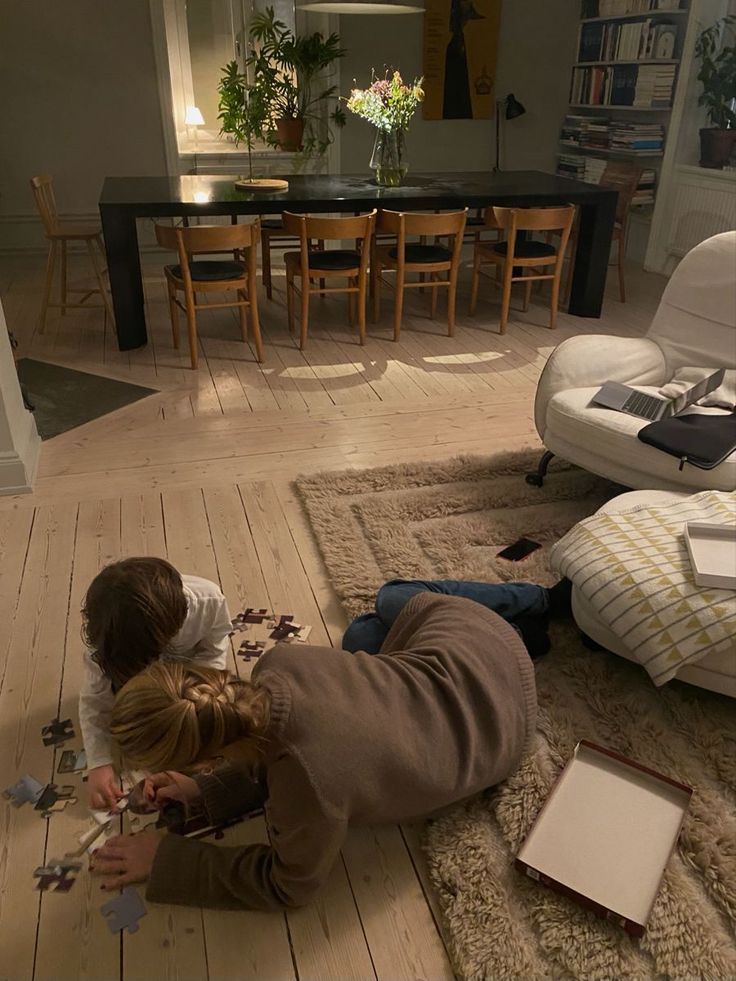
370;128;408;187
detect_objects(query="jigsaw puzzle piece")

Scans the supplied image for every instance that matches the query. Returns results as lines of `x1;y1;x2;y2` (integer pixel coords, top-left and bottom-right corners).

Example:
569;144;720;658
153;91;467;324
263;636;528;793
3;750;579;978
3;774;45;807
100;887;147;934
41;718;75;747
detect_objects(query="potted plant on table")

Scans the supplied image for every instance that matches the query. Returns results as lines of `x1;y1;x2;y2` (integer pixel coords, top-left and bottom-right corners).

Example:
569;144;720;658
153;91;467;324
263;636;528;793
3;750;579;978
345;71;424;187
695;16;736;169
248;7;346;157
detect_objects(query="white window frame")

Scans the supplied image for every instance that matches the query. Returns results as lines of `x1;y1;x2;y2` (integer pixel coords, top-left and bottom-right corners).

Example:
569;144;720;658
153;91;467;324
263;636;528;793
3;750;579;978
149;0;340;176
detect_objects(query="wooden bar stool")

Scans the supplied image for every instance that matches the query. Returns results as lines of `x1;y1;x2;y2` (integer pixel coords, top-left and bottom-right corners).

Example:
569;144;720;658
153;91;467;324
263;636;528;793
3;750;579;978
469;205;575;333
371;209;467;341
155;221;263;370
282;210;376;350
30;174;114;332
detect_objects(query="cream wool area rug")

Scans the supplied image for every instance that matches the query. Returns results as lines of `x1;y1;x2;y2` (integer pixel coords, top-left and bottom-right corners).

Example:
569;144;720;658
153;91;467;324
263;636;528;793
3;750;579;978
296;449;736;981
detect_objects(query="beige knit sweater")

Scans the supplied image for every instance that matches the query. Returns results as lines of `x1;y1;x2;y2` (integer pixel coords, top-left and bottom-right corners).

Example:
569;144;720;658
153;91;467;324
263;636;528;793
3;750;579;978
147;592;537;910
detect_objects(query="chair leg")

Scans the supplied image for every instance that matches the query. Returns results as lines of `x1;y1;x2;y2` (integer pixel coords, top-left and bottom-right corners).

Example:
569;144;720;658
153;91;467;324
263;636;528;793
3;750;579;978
87;238;114;324
447;273;458;338
347;280;355;328
286;271;295;334
38;241;58;334
469;251;482;316
238;290;249;342
523;278;532;312
168;285;180;349
261;233;273;300
549;267;562;330
60;240;68;316
393;274;404;342
499;261;513;335
300;281;310;350
564;240;575;306
430;274;439;320
357;279;367;346
184;294;198;369
525;450;555;488
372;266;381;323
248;279;264;363
617;236;626;303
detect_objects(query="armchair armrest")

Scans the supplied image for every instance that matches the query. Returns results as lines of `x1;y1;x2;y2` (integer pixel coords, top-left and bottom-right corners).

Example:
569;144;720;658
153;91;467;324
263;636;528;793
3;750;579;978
535;335;666;437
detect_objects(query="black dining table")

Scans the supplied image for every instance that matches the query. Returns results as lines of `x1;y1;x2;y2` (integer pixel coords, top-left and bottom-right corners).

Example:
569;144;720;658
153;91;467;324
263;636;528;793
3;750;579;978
99;171;618;351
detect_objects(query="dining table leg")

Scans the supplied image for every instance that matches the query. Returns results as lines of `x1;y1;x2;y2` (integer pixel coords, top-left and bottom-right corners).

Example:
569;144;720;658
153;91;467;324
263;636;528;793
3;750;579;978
569;191;617;318
100;204;147;350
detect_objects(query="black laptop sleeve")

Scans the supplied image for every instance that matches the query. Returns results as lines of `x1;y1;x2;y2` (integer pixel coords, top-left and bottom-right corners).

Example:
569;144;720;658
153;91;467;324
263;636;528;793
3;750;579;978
637;411;736;471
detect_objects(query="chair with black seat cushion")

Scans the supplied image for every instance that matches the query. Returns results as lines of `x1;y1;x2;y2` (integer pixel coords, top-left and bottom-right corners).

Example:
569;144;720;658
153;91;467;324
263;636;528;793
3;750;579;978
155;221;263;369
260;216;326;300
371;209;467;341
469;205;575;333
282;211;376;350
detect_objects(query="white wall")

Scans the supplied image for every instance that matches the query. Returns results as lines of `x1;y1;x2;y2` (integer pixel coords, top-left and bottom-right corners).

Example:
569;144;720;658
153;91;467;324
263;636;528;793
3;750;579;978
0;0;168;252
338;0;580;175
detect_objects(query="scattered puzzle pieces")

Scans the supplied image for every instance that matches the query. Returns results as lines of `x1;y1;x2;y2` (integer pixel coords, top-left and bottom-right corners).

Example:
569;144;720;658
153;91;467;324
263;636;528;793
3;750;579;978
41;718;75;747
230;608;270;633
101;887;147;934
3;774;45;807
34;783;77;817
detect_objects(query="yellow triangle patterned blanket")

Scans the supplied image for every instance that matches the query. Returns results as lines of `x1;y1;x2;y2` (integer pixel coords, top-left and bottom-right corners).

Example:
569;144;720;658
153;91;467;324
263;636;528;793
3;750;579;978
550;491;736;685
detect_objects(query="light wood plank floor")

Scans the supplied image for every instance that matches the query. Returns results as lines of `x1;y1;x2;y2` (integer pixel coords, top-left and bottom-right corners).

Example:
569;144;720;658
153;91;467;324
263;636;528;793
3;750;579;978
0;251;666;981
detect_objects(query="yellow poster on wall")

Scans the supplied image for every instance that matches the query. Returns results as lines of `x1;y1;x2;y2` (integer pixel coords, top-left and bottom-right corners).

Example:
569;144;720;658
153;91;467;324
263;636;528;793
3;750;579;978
422;0;502;120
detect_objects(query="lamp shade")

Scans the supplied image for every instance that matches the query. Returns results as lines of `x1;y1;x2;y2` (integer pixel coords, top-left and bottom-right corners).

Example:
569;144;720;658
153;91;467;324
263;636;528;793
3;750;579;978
185;106;205;126
504;94;526;120
297;0;422;12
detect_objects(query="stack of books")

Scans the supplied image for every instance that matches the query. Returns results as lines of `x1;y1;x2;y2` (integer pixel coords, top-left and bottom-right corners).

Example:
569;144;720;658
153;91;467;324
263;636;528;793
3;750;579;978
632;168;657;204
557;153;586;179
583;156;607;183
555;155;658;206
582;0;681;16
571;64;676;106
610;122;665;152
578;20;678;62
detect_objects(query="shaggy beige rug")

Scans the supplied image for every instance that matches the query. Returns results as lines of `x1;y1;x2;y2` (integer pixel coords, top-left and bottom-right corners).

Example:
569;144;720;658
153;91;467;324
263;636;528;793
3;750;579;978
296;450;736;981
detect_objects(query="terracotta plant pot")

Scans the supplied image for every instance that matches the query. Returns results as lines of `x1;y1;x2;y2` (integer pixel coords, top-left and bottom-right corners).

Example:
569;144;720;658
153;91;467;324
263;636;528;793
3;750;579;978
699;128;736;169
275;117;305;152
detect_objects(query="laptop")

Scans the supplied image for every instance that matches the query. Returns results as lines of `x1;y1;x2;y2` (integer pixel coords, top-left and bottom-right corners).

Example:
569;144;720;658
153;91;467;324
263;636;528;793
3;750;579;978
592;369;725;422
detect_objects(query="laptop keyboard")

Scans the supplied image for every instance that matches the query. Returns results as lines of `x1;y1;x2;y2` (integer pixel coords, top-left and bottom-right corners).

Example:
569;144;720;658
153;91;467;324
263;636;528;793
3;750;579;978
621;391;663;420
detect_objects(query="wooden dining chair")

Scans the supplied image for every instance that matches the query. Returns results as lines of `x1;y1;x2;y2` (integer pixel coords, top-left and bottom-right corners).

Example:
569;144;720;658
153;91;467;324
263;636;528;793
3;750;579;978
260;217;327;300
155;221;263;370
469;205;575;333
30;175;114;332
563;162;642;305
371;209;467;341
282;210;376;350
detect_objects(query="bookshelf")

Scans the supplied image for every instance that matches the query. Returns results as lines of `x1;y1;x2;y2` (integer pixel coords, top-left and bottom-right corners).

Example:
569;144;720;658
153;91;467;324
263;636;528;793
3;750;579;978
557;0;691;215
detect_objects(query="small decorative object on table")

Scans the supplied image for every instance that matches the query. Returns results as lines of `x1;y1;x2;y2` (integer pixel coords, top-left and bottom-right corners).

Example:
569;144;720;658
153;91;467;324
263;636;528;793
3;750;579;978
345;71;424;187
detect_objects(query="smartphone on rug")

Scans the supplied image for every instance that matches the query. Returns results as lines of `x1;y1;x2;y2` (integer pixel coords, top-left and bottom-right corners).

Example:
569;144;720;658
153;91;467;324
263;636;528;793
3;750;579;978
497;537;542;562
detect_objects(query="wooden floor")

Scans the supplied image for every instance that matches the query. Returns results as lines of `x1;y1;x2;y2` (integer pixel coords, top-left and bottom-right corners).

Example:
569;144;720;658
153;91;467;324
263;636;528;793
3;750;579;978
0;250;667;981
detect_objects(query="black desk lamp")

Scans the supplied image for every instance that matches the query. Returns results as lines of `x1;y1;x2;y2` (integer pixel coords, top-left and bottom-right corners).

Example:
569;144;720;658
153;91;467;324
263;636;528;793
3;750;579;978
494;93;526;172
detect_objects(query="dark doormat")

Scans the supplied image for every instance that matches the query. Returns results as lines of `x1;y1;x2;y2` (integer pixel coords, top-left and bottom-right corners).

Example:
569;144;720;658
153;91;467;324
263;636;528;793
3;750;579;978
16;359;158;440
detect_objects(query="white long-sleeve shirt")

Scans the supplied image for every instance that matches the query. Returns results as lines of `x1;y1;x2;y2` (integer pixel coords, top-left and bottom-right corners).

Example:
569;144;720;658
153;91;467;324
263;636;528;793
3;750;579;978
79;575;232;770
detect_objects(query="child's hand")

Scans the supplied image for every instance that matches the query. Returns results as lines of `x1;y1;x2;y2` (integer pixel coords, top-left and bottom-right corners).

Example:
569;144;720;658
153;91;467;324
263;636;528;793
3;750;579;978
144;771;201;806
88;764;126;811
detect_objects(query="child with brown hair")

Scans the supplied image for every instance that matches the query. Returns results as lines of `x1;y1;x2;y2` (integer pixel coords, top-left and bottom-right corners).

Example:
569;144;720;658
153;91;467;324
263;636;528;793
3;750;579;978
91;592;536;910
80;557;231;810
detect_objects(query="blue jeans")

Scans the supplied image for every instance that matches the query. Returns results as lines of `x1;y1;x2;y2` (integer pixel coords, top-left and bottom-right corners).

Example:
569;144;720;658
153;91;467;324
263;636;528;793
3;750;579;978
342;578;549;654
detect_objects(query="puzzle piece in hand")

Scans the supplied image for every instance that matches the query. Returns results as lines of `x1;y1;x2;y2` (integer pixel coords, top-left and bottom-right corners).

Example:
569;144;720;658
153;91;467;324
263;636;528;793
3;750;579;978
58;749;87;774
41;718;75;747
101;887;147;934
3;774;45;807
236;639;266;662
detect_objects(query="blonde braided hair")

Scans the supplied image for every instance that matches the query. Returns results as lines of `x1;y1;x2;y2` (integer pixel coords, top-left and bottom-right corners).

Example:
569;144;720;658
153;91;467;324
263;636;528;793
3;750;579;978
110;661;270;772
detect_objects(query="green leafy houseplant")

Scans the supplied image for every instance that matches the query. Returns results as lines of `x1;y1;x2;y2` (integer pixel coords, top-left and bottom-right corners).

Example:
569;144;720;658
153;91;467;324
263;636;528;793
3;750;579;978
247;7;346;157
217;60;270;183
695;16;736;168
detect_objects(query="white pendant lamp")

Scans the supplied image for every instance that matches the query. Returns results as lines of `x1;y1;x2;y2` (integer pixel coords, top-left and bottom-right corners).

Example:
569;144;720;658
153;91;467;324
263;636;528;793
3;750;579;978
297;0;423;13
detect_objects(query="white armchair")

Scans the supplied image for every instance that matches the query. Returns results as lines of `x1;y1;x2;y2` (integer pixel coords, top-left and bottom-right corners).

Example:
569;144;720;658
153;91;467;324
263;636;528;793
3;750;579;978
530;231;736;492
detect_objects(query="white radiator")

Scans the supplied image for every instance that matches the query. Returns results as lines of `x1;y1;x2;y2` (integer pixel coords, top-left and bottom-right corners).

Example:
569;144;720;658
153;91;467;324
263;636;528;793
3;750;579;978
666;165;736;258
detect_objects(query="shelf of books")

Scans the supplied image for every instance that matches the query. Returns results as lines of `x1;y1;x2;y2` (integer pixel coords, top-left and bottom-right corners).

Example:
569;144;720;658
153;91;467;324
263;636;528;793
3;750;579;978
557;0;689;211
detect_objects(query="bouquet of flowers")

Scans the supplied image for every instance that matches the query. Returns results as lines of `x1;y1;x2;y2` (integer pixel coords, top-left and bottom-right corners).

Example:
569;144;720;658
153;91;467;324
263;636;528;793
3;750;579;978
346;71;424;132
